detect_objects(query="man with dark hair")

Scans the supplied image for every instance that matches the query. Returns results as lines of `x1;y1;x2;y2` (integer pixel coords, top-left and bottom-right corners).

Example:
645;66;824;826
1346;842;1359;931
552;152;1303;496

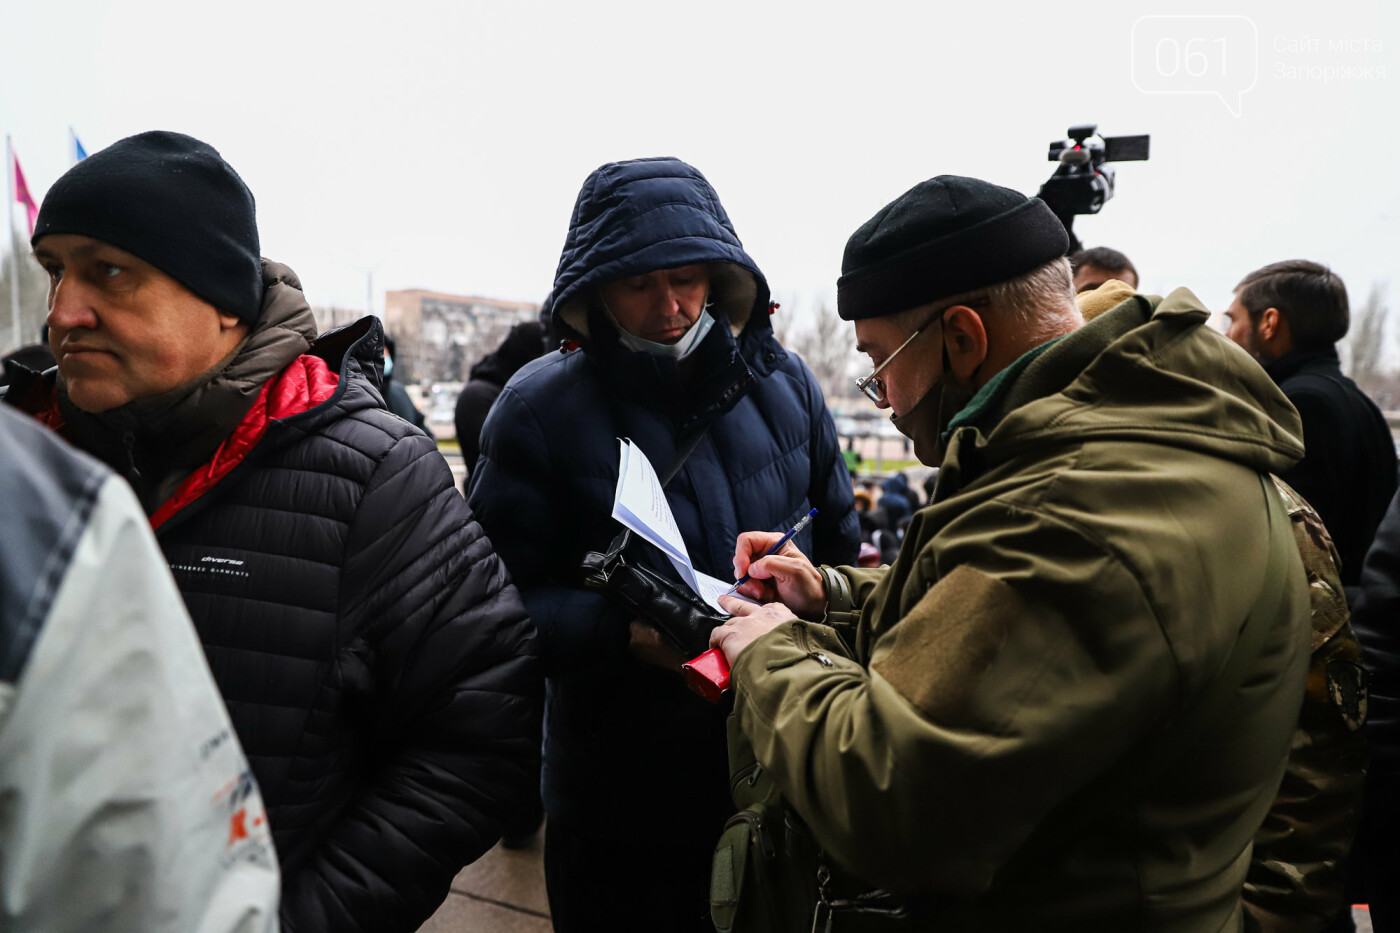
2;130;541;933
1225;259;1396;593
1070;244;1138;292
710;174;1311;930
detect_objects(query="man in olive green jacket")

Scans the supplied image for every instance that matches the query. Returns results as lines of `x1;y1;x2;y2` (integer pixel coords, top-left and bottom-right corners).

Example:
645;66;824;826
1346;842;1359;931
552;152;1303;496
1084;280;1368;933
713;175;1313;931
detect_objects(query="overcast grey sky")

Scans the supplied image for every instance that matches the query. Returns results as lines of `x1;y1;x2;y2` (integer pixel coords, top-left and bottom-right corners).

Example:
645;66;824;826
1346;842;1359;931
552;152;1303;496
4;0;1397;340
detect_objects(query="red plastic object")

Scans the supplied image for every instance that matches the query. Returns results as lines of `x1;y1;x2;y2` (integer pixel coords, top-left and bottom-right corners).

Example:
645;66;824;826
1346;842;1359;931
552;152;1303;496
683;648;731;702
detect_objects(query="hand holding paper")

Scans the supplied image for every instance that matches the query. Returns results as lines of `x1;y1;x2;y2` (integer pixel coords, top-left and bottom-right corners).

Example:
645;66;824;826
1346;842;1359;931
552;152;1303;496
611;438;752;613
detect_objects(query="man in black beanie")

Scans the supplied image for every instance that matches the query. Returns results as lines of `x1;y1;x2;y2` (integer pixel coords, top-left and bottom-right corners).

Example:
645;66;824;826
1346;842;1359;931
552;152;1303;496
707;175;1313;930
2;130;541;933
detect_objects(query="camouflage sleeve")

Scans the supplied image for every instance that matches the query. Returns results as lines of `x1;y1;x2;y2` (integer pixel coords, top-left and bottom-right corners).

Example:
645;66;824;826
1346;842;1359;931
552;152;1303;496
1243;480;1368;933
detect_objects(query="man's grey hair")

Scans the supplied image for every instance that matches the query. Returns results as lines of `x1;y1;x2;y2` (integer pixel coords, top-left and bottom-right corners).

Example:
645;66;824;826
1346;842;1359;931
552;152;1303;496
889;257;1078;340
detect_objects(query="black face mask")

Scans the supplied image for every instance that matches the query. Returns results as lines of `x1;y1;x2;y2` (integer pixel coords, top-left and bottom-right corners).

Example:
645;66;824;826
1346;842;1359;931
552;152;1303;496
889;343;978;467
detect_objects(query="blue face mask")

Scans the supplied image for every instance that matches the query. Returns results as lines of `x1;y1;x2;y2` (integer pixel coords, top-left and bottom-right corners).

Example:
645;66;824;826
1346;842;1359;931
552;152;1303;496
383;353;394;377
609;299;717;361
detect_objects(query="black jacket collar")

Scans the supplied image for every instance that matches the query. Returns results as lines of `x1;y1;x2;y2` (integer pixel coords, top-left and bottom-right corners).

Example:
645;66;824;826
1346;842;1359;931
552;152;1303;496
1263;344;1340;385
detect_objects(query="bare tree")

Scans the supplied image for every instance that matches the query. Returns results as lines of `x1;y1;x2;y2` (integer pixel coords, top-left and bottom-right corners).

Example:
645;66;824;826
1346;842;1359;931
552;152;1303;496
791;302;858;402
1344;282;1389;393
1;233;48;355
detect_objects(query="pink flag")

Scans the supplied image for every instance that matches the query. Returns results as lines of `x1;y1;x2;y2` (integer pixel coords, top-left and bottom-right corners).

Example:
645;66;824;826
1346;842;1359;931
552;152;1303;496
13;151;38;237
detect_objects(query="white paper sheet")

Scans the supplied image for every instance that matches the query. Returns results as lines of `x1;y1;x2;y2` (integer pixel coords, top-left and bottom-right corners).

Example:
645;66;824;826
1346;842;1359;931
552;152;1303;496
612;438;690;564
611;438;742;613
695;571;758;611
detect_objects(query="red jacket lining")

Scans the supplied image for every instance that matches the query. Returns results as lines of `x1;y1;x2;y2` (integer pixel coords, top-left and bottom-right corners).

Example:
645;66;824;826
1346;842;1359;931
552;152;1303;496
22;354;341;530
150;355;340;529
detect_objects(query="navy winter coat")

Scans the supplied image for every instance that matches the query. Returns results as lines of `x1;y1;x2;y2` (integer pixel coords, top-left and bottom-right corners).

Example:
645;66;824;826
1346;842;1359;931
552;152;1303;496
468;157;859;845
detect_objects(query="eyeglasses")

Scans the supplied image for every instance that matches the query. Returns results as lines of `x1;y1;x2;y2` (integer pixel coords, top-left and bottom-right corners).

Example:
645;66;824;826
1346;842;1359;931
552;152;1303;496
853;298;990;405
853;309;947;405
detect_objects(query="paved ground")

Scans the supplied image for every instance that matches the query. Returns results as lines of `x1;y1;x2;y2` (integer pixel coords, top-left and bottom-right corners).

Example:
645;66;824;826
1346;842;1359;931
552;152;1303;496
442;448;469;492
419;826;550;933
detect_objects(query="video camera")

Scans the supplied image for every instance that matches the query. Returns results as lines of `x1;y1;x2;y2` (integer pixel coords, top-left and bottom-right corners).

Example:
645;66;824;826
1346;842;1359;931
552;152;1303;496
1037;124;1149;252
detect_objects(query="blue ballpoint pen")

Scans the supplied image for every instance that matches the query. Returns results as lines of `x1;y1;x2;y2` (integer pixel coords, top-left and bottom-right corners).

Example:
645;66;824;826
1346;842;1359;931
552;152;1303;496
724;508;819;596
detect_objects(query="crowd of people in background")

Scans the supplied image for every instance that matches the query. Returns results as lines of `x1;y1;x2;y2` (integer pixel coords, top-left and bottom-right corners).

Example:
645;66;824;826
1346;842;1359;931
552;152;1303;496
2;130;1398;933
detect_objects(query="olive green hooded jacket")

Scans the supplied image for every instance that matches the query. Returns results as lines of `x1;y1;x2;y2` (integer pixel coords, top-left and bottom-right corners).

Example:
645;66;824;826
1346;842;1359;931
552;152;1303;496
730;289;1313;931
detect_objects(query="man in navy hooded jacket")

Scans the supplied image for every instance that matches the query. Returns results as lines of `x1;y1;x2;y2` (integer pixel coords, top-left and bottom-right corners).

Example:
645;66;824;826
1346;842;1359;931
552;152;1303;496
469;157;859;931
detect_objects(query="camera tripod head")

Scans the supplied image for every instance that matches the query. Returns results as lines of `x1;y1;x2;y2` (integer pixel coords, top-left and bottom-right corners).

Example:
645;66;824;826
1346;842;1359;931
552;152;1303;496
1038;125;1150;252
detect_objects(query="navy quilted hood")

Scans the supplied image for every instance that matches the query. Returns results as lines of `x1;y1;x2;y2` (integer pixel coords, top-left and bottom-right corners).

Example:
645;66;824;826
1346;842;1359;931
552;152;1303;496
545;158;771;344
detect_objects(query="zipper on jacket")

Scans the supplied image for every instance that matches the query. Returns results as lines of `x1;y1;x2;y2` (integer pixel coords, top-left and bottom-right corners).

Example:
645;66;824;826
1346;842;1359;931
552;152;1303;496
729;762;764;798
121;428;142;481
793;624;835;668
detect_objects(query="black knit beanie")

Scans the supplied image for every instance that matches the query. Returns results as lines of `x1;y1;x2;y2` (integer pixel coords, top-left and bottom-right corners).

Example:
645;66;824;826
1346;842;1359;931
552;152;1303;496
837;175;1069;321
32;131;263;323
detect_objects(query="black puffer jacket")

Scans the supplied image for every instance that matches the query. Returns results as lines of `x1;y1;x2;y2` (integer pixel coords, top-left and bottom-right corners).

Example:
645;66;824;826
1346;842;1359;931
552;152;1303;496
6;304;541;932
455;321;546;472
1354;488;1400;776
